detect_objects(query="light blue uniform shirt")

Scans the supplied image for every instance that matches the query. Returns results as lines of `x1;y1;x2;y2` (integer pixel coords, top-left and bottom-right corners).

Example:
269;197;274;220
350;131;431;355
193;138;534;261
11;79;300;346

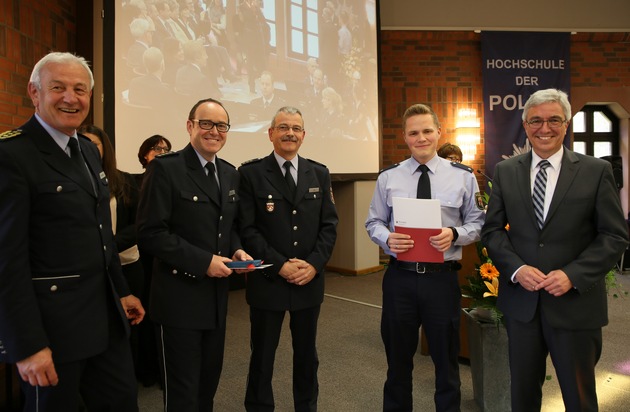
365;155;485;261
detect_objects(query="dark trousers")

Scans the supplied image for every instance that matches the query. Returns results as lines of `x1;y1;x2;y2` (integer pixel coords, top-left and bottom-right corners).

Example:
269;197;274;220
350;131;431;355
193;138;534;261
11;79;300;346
19;315;138;412
505;305;602;412
245;305;320;412
158;324;226;412
381;266;461;412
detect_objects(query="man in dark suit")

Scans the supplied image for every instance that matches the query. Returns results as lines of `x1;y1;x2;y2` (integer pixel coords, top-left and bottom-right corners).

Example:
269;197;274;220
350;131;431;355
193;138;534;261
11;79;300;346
136;98;253;411
249;71;286;121
482;88;629;412
127;46;173;108
175;39;222;99
0;52;144;411
238;106;338;412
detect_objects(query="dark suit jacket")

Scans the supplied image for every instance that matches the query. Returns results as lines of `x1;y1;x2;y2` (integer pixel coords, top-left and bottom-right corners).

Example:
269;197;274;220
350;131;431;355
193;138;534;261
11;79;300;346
238;153;338;311
0;116;130;364
136;143;241;330
175;63;222;100
127;74;173;108
481;148;628;329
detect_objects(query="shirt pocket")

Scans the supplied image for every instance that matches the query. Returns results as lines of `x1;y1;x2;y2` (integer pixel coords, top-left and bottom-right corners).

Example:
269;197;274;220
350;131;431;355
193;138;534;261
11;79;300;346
180;190;210;204
435;192;463;209
32;274;81;294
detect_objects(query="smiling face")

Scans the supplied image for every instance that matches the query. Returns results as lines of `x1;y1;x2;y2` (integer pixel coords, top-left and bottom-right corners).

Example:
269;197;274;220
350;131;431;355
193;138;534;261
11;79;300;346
187;101;229;161
523;101;568;159
28;62;92;136
269;111;305;160
403;113;441;164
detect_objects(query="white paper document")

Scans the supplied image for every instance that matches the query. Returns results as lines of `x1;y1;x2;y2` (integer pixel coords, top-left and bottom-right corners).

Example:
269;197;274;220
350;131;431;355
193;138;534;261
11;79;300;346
393;197;442;228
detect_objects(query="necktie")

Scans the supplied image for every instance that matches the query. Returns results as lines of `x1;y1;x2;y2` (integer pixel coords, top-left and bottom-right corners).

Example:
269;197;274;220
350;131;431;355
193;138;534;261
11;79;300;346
284;161;296;196
205;162;221;203
416;164;431;199
533;160;551;229
67;137;94;191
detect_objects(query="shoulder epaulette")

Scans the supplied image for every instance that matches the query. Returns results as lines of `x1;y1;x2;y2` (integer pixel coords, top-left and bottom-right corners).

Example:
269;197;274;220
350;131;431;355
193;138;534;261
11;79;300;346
218;158;236;169
0;129;23;141
156;151;179;159
240;158;263;167
379;163;399;174
451;162;473;173
306;158;328;168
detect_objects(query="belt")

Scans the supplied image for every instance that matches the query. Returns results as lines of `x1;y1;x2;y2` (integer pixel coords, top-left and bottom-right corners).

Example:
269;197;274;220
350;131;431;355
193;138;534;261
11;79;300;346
389;257;461;274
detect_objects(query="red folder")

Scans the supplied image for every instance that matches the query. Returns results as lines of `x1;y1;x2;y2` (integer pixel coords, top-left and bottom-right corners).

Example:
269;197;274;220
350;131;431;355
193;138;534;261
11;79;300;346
394;226;444;263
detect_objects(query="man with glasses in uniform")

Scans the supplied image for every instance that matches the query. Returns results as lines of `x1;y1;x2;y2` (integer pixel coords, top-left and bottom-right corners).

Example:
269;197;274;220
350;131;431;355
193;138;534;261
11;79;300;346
238;106;338;411
482;88;628;411
137;97;254;411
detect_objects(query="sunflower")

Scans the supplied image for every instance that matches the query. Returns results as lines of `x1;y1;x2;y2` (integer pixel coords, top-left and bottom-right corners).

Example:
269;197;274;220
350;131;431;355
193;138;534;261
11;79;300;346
479;262;499;280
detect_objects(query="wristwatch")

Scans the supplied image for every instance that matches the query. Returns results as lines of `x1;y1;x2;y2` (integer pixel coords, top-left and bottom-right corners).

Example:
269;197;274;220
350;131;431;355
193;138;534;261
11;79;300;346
449;227;459;243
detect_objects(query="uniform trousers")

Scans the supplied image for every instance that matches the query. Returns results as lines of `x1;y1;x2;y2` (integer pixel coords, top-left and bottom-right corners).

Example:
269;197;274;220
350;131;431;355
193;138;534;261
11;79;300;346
245;305;320;412
381;265;461;412
19;303;138;412
505;304;602;412
158;323;226;412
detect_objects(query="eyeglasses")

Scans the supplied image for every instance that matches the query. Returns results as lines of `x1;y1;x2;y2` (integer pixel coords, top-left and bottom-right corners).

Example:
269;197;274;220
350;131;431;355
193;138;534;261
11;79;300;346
274;124;304;134
191;119;231;133
446;156;461;163
151;146;170;154
525;118;566;129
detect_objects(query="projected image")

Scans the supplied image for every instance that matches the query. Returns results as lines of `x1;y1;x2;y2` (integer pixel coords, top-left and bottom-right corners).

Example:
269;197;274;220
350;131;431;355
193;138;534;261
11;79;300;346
115;0;379;174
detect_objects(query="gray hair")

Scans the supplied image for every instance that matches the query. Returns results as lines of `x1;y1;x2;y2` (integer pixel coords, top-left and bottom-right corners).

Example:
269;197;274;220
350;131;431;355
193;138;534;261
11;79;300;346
29;52;94;90
270;106;303;128
522;89;571;122
130;18;151;38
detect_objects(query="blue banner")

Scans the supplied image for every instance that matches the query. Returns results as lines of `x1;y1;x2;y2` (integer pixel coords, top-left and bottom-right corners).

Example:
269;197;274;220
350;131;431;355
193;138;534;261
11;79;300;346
482;32;571;177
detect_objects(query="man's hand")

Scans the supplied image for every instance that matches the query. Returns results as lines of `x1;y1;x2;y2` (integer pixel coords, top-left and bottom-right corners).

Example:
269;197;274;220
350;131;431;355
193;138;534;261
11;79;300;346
515;265;548;292
387;232;413;253
121;294;145;325
429;228;454;252
283;258;316;285
536;269;573;296
16;347;58;387
230;249;256;274
207;254;233;277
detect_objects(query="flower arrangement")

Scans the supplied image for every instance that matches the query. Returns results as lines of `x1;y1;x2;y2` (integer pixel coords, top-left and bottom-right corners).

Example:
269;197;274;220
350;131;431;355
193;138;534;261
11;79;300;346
461;241;503;325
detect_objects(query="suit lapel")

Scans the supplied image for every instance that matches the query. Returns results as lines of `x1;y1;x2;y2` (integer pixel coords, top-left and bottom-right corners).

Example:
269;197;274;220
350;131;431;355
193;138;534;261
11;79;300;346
263;153;294;202
545;149;579;225
26;117;96;196
182;144;221;206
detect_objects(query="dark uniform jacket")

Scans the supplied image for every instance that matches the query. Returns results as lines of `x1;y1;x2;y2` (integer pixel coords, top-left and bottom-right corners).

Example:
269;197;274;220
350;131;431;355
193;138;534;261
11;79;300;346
238;153;338;311
0;116;130;364
136;143;242;330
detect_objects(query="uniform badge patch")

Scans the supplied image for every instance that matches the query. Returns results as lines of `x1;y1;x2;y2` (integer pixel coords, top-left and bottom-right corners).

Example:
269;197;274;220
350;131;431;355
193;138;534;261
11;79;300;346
474;191;486;211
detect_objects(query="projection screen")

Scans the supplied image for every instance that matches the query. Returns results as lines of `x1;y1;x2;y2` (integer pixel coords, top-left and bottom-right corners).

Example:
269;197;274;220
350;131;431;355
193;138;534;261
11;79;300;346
114;0;380;175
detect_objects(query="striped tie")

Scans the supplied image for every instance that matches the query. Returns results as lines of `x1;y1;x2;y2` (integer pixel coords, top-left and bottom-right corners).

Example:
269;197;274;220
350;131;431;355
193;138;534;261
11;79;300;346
533;160;550;229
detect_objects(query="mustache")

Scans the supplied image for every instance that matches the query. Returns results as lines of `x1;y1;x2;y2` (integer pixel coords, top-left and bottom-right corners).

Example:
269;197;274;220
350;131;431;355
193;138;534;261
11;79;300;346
280;136;299;142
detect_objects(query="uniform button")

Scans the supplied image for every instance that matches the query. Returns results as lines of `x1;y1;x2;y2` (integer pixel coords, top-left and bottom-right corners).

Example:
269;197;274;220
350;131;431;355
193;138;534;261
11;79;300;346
103;245;107;251
539;243;544;247
268;194;273;199
56;185;63;192
218;233;222;238
172;269;178;275
220;216;223;221
50;285;58;292
218;251;222;255
292;210;297;215
193;196;198;201
293;226;298;231
99;224;103;229
293;241;298;246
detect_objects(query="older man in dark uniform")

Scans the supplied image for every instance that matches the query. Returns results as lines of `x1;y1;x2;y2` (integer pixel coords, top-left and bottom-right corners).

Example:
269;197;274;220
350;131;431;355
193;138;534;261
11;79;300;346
238;106;338;412
0;52;144;411
137;97;252;411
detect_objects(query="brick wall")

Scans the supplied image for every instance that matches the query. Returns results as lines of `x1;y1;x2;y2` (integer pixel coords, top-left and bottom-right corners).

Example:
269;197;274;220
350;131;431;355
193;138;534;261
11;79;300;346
380;31;630;183
0;0;77;131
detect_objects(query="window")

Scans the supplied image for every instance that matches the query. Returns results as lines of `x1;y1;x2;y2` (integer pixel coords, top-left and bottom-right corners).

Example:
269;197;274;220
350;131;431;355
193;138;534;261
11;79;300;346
289;0;319;58
572;105;618;157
